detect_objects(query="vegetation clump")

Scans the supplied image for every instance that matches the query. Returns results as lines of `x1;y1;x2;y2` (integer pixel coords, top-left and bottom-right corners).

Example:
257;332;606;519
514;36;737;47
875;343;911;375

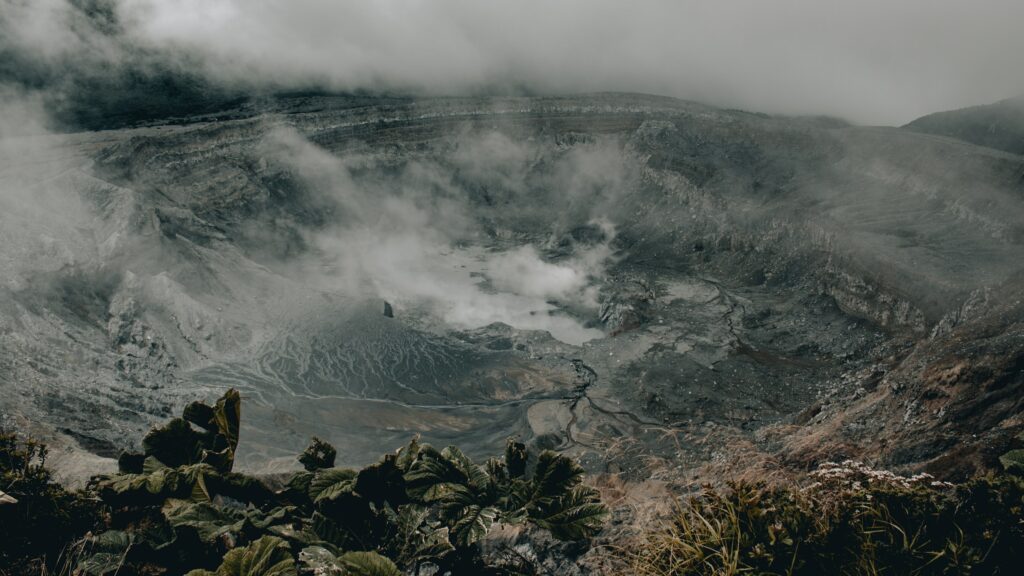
631;460;1024;575
0;428;103;574
0;389;608;575
7;387;1024;575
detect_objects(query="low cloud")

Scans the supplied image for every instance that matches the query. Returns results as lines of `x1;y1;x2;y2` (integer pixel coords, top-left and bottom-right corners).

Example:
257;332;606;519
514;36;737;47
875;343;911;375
4;1;1024;126
487;246;591;301
0;88;94;289
0;94;629;344
261;126;622;344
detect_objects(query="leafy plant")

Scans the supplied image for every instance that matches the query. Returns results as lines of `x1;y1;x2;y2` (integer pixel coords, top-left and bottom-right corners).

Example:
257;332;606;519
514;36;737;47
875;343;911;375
75;531;133;576
4;390;608;575
379;504;455;566
186;535;297;576
0;428;102;575
11;386;1024;576
1000;449;1024;475
334;551;402;576
404;444;500;546
402;438;609;545
299;436;337;471
517;450;607;540
998;431;1024;476
299;549;401;576
135;388;242;473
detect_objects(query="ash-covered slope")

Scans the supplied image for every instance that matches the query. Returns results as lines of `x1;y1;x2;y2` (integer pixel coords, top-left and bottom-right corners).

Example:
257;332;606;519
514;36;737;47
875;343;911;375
1;93;1022;481
781;272;1024;480
904;96;1024;155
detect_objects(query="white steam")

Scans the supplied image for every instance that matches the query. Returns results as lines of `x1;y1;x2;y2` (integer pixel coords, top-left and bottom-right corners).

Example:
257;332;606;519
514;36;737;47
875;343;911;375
263;126;618;344
0;89;93;289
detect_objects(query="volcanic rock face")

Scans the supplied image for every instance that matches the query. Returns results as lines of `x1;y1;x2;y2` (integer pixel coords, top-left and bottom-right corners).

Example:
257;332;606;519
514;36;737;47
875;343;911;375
1;93;1021;481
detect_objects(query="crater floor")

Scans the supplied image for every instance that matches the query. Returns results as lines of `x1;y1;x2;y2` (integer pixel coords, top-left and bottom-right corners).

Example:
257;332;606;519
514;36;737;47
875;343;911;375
2;93;1021;482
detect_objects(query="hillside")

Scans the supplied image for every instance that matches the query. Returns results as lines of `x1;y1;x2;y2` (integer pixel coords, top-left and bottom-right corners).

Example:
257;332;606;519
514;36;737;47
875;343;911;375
904;96;1024;155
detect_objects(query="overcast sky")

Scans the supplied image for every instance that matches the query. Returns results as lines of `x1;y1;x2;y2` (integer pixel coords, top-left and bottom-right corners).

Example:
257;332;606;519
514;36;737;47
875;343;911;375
7;0;1024;125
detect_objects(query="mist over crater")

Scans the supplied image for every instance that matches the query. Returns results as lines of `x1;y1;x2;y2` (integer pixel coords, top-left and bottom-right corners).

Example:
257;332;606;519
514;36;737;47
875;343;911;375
1;89;1021;484
3;4;1024;575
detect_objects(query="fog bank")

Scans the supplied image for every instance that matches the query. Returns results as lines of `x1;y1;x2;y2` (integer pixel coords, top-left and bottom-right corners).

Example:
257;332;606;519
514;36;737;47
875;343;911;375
3;1;1024;125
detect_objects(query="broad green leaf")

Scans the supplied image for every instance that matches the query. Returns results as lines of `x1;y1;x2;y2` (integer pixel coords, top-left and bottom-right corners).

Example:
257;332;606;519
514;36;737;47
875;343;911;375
162;499;239;543
404;447;458;502
212;471;275;505
394;436;424;472
143;389;241;473
191;467;212;501
297;549;400;576
441;446;490;492
91;472;148;498
248;506;296;531
142;418;206;468
297;546;341;575
177;463;219;499
183;401;218;431
201;446;236;474
77;531;133;576
286;471;315;495
530;485;608;541
213;389;241;455
402;444;503;545
485;457;508;485
404;444;490;503
336;551;401;576
449;504;498;546
414;525;455;561
383;504;454;564
162;498;296;547
392;503;430;531
311;511;350;548
269;524;336;552
215;535;297;576
144;468;171;495
91;463;217;505
143;455;170;474
1000;449;1024;475
530;451;584;503
355;454;407;505
309;468;358;503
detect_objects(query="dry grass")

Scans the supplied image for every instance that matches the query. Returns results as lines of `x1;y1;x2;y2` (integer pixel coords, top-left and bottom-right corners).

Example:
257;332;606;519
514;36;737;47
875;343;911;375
36;540;88;576
626;462;1024;576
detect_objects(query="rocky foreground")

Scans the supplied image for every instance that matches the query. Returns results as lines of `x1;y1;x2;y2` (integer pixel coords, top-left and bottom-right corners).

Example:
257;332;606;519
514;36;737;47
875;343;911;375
2;389;1023;575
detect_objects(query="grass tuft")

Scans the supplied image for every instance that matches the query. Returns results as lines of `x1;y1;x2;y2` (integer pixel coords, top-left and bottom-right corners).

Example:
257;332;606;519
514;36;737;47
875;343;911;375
630;461;1024;575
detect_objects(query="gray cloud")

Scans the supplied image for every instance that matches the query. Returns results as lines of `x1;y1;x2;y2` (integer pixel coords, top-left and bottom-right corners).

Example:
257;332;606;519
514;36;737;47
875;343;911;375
111;0;1024;125
4;1;1023;125
0;88;93;289
0;79;630;345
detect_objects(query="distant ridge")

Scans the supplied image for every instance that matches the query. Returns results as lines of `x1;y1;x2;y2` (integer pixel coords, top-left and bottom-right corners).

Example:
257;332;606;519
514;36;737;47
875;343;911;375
903;96;1024;155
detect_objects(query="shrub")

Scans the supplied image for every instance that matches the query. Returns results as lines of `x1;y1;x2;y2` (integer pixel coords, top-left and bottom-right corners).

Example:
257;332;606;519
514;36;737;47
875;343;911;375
0;428;103;575
631;460;1024;575
2;389;609;575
